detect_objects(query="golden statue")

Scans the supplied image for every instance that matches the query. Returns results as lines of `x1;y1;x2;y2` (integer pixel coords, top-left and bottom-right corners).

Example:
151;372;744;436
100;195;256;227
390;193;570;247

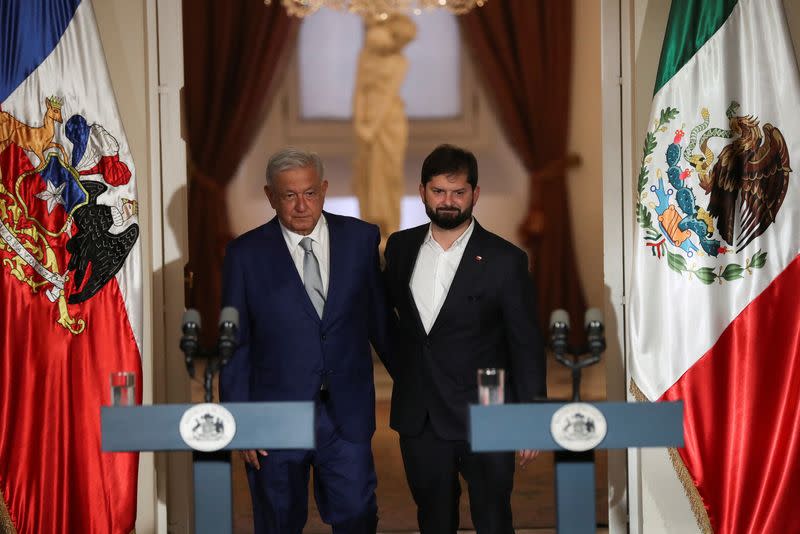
353;14;417;243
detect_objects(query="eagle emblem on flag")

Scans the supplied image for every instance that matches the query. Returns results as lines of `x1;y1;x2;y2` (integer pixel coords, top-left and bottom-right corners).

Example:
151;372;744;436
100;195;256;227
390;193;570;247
635;101;790;284
0;95;138;333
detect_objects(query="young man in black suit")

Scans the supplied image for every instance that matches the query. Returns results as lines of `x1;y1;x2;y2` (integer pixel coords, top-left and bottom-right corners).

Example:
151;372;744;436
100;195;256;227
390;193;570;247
383;144;547;534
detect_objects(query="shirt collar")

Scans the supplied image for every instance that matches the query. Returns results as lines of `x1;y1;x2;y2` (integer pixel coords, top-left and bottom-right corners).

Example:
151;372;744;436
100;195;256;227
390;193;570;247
280;213;327;250
424;218;475;250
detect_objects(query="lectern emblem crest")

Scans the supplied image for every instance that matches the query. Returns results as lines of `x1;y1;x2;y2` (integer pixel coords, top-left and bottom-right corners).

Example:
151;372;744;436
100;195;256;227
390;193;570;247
179;403;237;452
551;403;607;452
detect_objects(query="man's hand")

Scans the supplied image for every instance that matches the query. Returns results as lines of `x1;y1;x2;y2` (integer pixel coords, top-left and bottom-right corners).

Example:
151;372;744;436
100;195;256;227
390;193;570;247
241;449;268;470
518;449;540;468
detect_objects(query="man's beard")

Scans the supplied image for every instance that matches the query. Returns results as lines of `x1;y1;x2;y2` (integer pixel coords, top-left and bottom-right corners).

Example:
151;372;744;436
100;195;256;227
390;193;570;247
425;203;473;230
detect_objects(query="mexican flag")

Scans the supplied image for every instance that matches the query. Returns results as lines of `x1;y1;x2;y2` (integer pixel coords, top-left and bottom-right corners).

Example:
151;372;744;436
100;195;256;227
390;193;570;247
630;0;800;532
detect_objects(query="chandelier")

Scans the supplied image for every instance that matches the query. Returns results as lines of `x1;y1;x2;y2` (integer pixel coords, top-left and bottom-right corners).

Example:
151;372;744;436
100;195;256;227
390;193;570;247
264;0;487;18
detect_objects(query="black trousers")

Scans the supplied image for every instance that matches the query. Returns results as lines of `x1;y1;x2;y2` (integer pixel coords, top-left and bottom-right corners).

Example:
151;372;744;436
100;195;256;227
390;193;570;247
399;418;516;534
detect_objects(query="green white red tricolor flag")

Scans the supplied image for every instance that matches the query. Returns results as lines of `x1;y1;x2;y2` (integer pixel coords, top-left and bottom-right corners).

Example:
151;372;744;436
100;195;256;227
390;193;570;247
630;0;800;531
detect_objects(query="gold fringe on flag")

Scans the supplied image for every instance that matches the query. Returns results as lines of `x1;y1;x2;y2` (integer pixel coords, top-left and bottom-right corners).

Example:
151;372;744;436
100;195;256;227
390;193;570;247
0;488;17;534
667;446;713;533
629;377;714;533
628;377;648;402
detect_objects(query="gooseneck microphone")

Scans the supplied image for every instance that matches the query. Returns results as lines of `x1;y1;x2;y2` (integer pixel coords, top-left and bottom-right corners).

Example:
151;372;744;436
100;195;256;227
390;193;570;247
180;309;201;378
549;309;570;359
178;307;240;402
584;308;606;359
549;308;607;401
217;307;239;368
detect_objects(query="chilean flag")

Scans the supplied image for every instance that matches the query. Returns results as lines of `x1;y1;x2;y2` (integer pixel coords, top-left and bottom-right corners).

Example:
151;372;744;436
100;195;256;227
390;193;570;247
630;0;800;532
0;1;141;533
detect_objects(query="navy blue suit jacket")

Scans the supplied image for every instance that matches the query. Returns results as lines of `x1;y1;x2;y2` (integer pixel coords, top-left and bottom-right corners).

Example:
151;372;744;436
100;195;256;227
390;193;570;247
219;212;392;442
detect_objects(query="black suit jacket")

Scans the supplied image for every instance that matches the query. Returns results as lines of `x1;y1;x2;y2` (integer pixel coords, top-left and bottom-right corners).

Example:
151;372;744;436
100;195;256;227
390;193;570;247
383;220;546;441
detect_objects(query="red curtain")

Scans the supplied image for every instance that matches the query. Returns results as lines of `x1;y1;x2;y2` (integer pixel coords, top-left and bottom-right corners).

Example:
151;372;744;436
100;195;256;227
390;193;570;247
182;1;298;342
460;1;586;337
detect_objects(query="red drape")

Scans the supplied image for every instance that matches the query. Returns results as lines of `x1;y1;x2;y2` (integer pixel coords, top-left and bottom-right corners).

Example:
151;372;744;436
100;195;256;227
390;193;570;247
182;0;298;343
460;1;586;336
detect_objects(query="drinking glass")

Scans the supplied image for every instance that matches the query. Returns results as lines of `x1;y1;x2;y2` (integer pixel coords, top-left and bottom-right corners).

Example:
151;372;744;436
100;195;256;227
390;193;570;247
477;368;505;405
110;372;136;406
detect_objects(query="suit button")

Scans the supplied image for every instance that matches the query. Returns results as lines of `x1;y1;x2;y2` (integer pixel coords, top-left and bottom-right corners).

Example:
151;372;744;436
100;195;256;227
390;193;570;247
424;340;431;348
321;334;327;341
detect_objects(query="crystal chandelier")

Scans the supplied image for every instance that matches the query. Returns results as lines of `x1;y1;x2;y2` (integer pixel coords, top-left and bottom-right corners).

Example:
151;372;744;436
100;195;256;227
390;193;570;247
264;0;487;18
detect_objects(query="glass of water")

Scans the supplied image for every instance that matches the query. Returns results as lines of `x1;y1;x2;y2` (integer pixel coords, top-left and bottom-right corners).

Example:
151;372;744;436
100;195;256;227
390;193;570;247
477;368;505;405
110;372;136;406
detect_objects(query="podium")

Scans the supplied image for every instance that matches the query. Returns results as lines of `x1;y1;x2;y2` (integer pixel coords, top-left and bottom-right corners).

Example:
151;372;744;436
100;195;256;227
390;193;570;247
102;401;315;534
470;401;683;533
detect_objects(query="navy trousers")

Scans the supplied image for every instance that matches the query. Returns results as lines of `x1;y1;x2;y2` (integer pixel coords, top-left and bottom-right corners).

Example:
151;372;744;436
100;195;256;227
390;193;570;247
246;402;378;534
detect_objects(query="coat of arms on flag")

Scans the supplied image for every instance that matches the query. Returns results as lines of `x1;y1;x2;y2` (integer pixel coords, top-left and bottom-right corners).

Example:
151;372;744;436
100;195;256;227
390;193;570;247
636;100;789;283
0;96;139;333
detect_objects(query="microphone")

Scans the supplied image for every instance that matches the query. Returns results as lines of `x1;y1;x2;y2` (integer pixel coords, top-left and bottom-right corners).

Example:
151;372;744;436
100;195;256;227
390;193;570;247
217;306;239;368
584;308;606;356
549;309;570;357
180;309;201;378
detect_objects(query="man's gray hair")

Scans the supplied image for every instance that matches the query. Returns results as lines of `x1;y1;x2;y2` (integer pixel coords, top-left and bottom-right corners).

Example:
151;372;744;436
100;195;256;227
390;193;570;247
265;147;324;187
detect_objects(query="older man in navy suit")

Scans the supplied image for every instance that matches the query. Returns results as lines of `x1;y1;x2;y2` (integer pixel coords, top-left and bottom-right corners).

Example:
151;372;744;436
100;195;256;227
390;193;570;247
220;147;393;534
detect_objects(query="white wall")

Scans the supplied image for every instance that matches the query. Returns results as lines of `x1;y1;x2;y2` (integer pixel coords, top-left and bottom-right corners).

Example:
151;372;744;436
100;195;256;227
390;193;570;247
93;1;159;532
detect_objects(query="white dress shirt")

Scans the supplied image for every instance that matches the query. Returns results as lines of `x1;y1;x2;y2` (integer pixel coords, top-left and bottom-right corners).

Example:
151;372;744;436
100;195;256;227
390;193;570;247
279;214;330;296
410;219;475;333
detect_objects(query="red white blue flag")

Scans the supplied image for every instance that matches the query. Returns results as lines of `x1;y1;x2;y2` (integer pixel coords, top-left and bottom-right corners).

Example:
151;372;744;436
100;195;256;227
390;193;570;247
0;1;141;532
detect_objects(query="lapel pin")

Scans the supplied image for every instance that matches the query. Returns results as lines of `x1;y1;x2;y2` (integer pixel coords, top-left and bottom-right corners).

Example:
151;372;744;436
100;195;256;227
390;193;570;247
475;255;483;262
